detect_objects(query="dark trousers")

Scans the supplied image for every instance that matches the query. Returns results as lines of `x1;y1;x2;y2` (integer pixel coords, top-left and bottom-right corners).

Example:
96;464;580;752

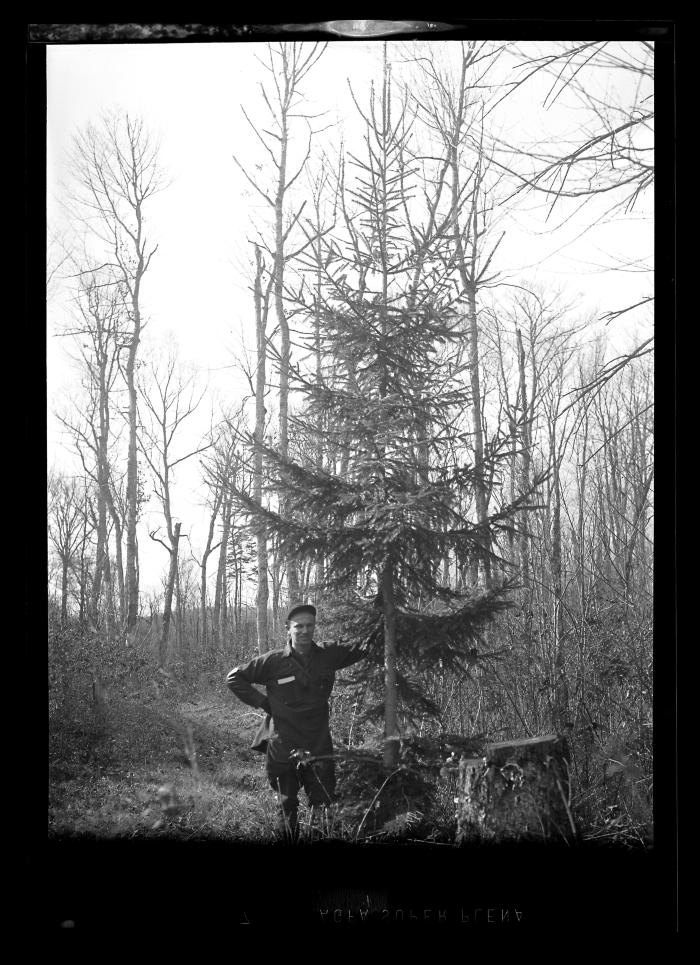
266;753;336;833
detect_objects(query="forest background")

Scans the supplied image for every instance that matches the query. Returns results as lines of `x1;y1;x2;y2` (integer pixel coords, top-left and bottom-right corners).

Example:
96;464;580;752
45;31;658;847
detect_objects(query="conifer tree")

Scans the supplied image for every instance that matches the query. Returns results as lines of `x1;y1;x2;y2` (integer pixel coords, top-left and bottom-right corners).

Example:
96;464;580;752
233;47;543;767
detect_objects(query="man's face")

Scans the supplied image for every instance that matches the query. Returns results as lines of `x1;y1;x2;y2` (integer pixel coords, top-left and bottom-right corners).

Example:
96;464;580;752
288;613;316;653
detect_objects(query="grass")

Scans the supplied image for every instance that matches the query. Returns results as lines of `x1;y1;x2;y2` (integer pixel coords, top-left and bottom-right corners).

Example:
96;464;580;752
48;662;453;843
48;676;411;843
49;678;288;841
48;668;652;847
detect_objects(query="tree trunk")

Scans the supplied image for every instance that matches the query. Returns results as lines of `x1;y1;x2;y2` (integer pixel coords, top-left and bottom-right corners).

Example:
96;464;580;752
124;335;140;632
466;283;491;586
442;546;451;589
213;496;231;649
253;245;270;652
381;562;400;769
90;359;112;626
125;200;147;632
199;490;222;654
106;493;125;625
175;563;185;663
231;538;241;629
516;327;531;595
270;549;282;631
200;561;209;653
550;451;569;728
314;254;326;602
159;521;181;667
78;503;89;624
61;558;69;626
104;552;116;637
456;735;576;842
448;137;490;588
508;400;518;564
256;547;269;655
220;577;228;650
272;53;300;605
90;488;108;626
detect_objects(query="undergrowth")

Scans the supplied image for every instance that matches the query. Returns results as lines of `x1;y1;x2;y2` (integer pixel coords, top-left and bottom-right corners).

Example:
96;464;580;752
48;621;652;846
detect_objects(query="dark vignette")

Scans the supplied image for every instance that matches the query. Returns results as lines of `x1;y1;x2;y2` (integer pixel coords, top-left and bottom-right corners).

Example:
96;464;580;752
26;19;677;935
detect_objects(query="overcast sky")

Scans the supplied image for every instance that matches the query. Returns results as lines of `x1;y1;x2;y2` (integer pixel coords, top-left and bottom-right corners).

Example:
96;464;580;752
46;39;653;597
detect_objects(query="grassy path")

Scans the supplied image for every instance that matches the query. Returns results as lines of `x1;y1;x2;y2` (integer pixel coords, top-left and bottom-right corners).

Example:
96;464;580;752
49;683;283;840
49;673;455;843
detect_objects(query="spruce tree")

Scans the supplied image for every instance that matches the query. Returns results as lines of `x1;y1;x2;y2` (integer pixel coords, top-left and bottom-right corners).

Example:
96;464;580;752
234;47;541;767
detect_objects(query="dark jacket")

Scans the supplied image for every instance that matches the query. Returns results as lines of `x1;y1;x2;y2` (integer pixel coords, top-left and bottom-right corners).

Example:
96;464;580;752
226;639;366;762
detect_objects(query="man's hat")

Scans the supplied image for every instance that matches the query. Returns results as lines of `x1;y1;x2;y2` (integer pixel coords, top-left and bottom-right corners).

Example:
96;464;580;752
286;604;317;622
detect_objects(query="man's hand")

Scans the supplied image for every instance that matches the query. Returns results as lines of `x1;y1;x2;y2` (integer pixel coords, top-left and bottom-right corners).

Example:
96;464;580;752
290;748;312;765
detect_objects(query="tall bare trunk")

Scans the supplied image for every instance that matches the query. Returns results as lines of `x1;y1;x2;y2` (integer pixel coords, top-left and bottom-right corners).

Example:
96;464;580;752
466;283;490;586
254;245;270;652
314;248;326;600
274;126;300;603
270;549;282;632
60;558;69;626
90;356;111;625
231;538;241;629
104;552;116;637
159;521;181;667
200;488;222;653
576;406;590;621
78;500;89;624
551;451;568;726
125;329;141;631
100;474;125;622
125;193;147;631
213;496;231;650
220;570;228;647
90;482;108;625
200;560;210;653
516;327;531;594
449;139;490;587
175;563;184;661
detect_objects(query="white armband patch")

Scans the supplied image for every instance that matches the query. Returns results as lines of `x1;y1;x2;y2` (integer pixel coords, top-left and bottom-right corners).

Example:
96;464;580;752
277;675;295;684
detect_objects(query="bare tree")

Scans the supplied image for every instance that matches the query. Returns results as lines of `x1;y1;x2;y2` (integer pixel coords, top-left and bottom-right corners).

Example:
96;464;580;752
496;41;654;220
55;264;128;627
197;407;247;652
48;473;93;625
67;112;166;633
138;351;209;666
409;41;510;587
213;491;232;651
492;41;655;390
252;245;273;650
233;41;328;603
195;455;226;654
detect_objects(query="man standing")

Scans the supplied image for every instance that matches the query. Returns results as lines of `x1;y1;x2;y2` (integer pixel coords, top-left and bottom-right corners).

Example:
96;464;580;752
226;604;367;840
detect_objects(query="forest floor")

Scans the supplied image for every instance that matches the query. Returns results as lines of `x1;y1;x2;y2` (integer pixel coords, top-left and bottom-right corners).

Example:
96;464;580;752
48;672;303;841
48;667;652;847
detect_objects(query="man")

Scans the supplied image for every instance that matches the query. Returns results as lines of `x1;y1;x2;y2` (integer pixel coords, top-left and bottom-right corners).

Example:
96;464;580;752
226;604;366;840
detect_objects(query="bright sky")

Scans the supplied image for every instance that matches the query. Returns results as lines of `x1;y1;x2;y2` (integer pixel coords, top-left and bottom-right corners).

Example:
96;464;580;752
46;39;653;597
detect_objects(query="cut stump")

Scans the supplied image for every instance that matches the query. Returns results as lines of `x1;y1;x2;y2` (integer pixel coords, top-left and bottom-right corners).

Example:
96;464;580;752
456;734;576;843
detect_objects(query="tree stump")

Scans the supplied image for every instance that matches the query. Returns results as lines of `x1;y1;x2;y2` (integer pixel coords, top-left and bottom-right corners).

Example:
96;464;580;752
456;734;576;843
